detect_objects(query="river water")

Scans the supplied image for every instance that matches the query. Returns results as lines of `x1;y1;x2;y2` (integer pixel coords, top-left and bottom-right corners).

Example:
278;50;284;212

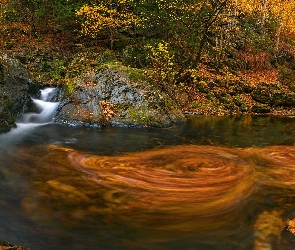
1;89;295;249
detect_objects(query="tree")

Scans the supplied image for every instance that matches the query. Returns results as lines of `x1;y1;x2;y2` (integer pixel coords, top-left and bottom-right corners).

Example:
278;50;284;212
76;0;140;49
230;0;295;50
150;0;229;78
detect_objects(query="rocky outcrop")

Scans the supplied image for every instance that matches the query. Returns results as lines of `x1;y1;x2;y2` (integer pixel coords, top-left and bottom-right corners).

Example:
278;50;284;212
0;54;40;133
54;68;186;128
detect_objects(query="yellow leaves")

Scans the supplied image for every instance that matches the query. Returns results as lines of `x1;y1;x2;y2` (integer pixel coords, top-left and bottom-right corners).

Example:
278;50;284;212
229;0;295;35
76;2;140;39
76;5;90;16
147;42;173;63
145;41;176;89
230;0;258;14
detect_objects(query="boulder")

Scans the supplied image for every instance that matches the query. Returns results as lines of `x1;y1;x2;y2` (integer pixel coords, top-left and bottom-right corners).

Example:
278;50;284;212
252;82;295;107
0;54;40;133
54;68;186;128
251;104;271;113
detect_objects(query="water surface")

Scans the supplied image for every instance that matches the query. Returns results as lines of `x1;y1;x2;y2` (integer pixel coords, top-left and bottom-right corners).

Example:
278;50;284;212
1;114;295;249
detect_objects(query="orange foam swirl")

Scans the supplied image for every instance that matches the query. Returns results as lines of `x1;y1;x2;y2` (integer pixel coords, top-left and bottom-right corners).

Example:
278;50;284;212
68;145;254;231
254;146;295;188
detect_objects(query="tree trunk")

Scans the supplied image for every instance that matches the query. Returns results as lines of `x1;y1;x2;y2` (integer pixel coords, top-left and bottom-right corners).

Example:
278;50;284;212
110;30;114;50
260;0;268;28
275;19;282;51
275;6;283;51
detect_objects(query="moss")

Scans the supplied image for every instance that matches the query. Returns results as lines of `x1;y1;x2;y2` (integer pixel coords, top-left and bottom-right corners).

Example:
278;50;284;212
240;104;248;112
96;61;122;71
97;62;151;84
278;65;295;91
206;92;218;106
128;106;155;126
188;102;202;109
64;79;76;95
0;98;17;133
124;67;150;83
196;81;209;93
233;96;244;106
145;88;180;112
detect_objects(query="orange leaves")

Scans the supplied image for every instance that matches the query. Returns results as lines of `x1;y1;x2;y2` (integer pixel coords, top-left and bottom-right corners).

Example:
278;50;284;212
237;68;279;86
99;101;116;121
239;51;272;70
288;218;295;235
0;0;9;5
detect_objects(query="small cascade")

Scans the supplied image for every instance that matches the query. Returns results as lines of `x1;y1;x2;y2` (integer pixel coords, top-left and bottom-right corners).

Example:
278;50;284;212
17;87;59;126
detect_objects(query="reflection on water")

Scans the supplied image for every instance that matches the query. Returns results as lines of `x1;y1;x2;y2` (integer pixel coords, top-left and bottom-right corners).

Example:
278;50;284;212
2;116;295;249
254;210;285;250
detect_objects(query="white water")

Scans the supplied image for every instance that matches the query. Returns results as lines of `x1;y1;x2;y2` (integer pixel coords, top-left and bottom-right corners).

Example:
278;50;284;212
18;87;59;125
1;88;59;138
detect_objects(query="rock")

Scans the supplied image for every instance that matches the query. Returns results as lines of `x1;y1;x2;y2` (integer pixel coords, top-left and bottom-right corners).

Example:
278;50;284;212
0;54;40;133
272;92;295;107
54;68;186;128
0;63;4;83
251;83;277;104
251;104;271;113
252;82;295;107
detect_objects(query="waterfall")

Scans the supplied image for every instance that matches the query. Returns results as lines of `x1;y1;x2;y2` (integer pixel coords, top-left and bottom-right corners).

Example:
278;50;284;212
15;87;59;130
0;88;59;147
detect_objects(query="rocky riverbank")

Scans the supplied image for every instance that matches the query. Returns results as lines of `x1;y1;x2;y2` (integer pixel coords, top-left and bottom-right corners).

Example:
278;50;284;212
2;55;295;134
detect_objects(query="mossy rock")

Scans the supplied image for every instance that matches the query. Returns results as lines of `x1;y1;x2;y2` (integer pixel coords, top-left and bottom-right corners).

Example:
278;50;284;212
55;68;186;128
228;80;253;95
251;82;276;104
251;82;295;107
251;105;271;113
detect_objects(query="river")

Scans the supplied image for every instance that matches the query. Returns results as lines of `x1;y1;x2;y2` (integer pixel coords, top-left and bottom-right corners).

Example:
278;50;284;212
1;89;295;249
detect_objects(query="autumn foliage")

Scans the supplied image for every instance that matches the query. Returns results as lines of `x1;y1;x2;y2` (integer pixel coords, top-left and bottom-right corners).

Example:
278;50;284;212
1;0;295;115
76;1;140;48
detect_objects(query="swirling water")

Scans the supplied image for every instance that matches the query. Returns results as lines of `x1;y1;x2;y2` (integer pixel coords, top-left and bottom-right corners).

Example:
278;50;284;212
1;113;295;249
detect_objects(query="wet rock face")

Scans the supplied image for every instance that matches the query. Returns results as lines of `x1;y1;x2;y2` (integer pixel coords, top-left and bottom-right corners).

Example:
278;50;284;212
0;55;40;133
54;68;186;128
